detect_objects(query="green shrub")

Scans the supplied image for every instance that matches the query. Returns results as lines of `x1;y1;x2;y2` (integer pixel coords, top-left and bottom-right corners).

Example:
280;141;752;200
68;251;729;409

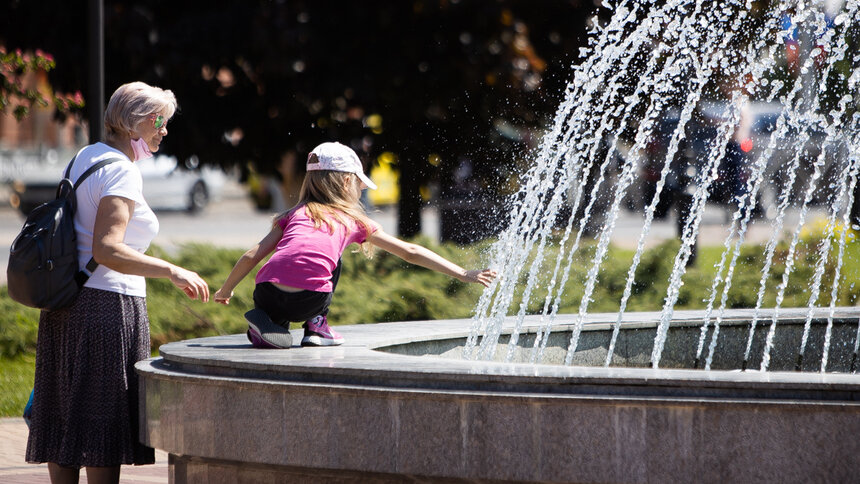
0;353;35;417
0;286;40;358
0;238;493;359
4;234;860;359
4;233;860;416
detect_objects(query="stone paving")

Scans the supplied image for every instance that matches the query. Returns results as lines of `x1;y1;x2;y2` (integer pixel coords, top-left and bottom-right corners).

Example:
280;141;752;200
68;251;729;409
0;418;168;483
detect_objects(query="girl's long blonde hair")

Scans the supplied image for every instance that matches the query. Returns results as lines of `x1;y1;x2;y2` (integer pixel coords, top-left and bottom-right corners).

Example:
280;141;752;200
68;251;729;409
277;170;375;256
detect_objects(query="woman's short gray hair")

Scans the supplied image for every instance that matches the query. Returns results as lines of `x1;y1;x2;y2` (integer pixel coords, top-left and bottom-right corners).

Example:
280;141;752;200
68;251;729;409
104;82;177;136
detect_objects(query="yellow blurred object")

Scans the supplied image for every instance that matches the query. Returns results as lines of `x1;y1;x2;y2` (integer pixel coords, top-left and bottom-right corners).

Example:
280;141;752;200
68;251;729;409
365;114;383;135
369;152;399;206
799;215;855;243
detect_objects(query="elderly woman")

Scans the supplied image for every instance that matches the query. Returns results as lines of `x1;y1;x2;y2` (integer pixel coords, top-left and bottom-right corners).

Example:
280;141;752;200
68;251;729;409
25;82;209;484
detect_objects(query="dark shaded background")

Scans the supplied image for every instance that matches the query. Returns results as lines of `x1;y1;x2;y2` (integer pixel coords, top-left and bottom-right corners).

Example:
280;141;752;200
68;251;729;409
0;0;603;241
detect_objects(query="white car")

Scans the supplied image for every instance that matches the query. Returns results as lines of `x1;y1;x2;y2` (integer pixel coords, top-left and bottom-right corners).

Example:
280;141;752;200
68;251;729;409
137;155;226;212
7;154;226;215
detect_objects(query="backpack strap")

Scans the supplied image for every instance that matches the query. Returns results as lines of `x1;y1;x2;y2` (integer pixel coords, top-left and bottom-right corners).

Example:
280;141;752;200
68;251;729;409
73;157;125;189
66;155;126;286
64;155;76;179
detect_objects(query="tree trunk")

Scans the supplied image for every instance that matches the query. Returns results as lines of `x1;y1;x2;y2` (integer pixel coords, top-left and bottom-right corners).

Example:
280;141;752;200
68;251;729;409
397;152;422;238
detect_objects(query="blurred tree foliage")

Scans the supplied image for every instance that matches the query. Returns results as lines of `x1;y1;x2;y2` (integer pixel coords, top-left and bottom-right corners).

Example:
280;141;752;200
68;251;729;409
0;0;600;236
0;46;84;120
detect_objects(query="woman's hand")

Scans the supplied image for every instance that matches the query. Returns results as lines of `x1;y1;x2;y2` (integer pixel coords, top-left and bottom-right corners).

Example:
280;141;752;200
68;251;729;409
460;269;498;287
213;288;233;305
169;266;210;302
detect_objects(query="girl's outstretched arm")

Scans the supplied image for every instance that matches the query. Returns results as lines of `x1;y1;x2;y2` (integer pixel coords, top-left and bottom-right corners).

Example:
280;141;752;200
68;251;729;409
214;224;283;304
367;230;497;287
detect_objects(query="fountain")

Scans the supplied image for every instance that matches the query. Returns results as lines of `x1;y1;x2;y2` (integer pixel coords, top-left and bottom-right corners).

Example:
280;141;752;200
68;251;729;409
466;0;860;373
137;0;860;482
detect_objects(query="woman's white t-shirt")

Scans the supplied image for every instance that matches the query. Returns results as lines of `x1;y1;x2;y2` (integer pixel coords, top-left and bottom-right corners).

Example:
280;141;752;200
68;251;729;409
70;142;159;297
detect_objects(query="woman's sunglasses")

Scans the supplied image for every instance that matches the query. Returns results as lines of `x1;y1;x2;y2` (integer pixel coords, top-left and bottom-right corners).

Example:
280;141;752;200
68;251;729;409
148;114;168;130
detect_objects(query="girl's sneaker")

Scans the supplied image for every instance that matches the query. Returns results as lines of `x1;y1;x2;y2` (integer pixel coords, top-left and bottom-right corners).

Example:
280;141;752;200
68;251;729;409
247;328;280;349
301;315;344;346
245;308;292;349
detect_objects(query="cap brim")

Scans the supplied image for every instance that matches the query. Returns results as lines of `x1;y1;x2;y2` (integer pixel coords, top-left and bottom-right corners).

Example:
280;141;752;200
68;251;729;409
358;172;377;190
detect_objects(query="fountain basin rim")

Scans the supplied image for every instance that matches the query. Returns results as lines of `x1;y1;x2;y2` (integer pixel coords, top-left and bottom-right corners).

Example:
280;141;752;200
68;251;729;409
143;308;860;401
137;357;859;409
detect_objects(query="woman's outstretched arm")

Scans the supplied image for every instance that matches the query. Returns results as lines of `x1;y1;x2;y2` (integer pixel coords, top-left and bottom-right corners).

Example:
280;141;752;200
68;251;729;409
367;230;497;287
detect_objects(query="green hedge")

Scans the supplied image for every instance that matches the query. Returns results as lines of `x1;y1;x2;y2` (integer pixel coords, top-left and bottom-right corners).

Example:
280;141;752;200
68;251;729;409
0;353;35;417
0;236;493;357
3;232;860;416
3;233;860;359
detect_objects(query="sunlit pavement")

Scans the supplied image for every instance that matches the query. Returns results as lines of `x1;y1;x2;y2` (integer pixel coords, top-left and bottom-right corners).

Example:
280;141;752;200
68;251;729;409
0;418;169;483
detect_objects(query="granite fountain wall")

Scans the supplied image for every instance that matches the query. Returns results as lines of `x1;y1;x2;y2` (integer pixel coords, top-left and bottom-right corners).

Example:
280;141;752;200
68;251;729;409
137;307;860;483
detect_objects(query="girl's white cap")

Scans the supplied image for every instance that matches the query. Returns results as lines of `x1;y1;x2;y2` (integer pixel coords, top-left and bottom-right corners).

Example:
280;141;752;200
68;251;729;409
307;142;377;190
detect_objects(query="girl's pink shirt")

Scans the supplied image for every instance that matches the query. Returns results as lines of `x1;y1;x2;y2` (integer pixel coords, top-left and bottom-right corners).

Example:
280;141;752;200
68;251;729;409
254;206;377;292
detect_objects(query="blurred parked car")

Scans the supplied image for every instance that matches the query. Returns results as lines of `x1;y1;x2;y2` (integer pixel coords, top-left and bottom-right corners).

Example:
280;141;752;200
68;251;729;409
7;154;226;216
136;155;226;212
637;100;849;224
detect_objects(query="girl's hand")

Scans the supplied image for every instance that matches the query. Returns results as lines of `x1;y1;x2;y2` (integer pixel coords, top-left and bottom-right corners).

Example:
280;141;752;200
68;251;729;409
461;269;498;287
213;288;233;305
169;266;210;302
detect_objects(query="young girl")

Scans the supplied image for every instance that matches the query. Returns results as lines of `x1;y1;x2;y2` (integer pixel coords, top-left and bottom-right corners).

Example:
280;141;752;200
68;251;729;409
214;142;496;348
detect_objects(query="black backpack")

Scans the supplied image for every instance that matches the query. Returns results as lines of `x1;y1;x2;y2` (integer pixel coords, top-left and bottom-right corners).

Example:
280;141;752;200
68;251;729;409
7;155;122;310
